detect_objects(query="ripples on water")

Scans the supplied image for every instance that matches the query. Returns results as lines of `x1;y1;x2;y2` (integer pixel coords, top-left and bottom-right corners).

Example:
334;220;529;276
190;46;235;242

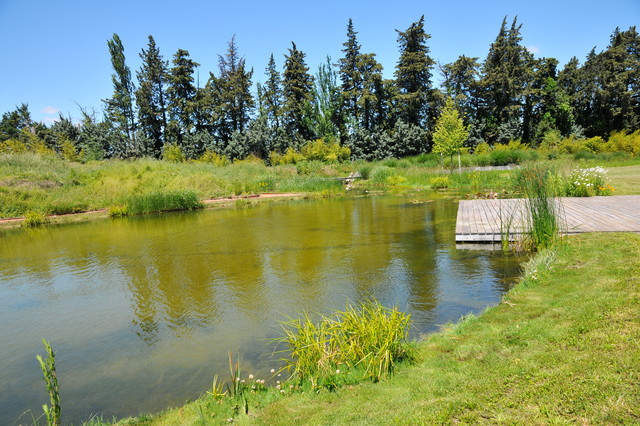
0;195;525;423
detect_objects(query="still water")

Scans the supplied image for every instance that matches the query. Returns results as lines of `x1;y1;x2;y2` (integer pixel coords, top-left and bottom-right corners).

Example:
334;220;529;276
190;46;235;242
0;194;525;423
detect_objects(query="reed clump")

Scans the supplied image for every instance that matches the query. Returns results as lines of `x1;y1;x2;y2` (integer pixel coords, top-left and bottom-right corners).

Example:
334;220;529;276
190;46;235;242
124;190;203;215
278;300;415;386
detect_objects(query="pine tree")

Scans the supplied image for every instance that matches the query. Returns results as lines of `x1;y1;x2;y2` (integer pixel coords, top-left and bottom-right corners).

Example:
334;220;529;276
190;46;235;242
136;35;169;157
166;49;199;143
207;35;255;144
104;33;137;149
394;15;435;127
283;42;314;143
338;19;363;128
479;17;533;143
263;53;283;130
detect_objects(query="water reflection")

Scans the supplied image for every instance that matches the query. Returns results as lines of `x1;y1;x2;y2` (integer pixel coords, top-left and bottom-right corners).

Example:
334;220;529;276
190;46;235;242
0;194;525;423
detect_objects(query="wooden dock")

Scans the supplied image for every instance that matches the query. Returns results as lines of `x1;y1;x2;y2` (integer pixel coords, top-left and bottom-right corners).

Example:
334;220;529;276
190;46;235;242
455;195;640;243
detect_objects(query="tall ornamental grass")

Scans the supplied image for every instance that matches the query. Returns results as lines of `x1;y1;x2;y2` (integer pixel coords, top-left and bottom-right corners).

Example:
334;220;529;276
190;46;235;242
513;164;561;251
278;301;415;385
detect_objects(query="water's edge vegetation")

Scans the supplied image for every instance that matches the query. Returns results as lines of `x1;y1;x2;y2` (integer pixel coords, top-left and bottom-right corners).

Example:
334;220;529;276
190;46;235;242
112;232;639;425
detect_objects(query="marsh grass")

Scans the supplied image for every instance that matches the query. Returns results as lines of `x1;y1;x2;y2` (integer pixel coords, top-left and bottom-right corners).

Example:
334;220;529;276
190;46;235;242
124;190;203;215
36;339;61;426
278;301;415;385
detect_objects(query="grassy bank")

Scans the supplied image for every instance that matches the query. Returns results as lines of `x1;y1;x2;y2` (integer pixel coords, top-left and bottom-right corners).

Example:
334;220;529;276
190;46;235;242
114;232;639;424
2;152;639;221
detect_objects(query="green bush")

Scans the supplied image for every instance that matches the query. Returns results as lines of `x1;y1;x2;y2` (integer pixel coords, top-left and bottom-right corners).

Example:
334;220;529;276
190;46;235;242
24;210;47;227
162;143;185;163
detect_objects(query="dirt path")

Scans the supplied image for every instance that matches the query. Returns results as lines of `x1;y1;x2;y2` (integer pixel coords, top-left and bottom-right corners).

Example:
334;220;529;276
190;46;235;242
0;193;306;228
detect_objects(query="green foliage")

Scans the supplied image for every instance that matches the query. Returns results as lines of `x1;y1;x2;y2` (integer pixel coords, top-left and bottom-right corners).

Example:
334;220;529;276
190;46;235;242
125;190;202;215
108;204;129;218
560;166;613;197
36;339;61;426
278;300;415;384
0;138;28;154
24;210;47;227
429;176;449;189
432;97;469;163
198;149;229;166
283;42;314;141
162;143;184;162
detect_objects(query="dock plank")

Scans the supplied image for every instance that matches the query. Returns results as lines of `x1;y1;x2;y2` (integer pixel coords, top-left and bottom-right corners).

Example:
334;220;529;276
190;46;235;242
455;195;640;243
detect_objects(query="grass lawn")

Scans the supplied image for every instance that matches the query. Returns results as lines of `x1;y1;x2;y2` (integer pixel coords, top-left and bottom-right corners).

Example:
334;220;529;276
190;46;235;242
606;165;640;195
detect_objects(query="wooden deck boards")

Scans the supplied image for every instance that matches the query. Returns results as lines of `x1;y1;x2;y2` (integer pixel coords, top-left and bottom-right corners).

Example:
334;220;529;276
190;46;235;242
455;195;640;243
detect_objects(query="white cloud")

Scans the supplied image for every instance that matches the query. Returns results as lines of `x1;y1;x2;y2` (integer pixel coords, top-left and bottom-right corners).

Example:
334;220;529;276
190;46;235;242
41;106;60;115
526;46;540;55
41;116;60;125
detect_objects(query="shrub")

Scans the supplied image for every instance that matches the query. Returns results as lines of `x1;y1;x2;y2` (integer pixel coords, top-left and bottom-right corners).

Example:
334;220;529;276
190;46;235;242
370;166;395;186
429;176;449;189
162;143;185;163
199;149;229;166
606;130;640;156
561;166;612;197
24;210;47;227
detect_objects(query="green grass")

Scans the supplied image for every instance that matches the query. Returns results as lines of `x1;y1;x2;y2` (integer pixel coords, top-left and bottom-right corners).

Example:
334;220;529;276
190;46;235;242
112;232;639;425
125;190;203;215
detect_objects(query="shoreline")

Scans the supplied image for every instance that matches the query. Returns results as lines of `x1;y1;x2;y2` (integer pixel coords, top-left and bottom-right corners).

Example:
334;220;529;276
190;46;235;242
0;192;307;229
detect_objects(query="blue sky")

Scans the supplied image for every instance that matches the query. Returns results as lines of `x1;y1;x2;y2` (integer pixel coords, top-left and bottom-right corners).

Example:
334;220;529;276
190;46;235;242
0;0;638;125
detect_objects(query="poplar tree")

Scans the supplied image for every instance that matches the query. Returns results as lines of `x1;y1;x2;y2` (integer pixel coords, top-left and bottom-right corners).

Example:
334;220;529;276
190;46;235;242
104;33;137;148
283;42;314;143
394;15;435;127
136;35;169;157
166;49;199;143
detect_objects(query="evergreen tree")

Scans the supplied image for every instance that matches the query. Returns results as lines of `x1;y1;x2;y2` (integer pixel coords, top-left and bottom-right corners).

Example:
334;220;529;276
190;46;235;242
263;53;283;130
135;35;169;157
166;49;199;144
103;33;137;149
0;103;32;141
479;17;533;143
283;42;314;143
207;35;255;145
338;19;363;128
358;53;384;130
394;15;435;127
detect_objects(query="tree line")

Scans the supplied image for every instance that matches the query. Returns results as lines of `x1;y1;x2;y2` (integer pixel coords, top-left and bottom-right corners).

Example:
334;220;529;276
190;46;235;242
1;16;639;162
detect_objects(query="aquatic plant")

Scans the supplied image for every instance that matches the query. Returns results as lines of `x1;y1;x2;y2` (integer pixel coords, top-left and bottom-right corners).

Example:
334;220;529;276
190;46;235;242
36;339;61;426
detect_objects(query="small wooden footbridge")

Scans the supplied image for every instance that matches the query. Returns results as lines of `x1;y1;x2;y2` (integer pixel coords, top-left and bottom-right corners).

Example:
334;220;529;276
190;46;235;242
455;195;640;243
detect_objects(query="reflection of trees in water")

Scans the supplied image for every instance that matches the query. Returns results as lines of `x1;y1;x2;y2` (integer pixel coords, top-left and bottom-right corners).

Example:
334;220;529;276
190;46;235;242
0;197;523;346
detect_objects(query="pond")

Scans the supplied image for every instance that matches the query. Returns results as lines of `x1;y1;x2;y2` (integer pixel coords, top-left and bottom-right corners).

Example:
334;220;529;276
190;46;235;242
0;194;526;423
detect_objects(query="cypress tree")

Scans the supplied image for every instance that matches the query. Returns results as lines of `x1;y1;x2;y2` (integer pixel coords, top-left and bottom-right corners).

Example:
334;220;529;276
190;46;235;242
283;42;314;143
135;35;169;157
263;53;283;130
338;19;363;128
394;15;435;127
166;49;199;144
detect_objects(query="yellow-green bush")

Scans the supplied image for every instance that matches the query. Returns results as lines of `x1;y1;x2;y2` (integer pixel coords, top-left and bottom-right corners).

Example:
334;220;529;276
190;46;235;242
0;138;27;154
474;142;492;154
162;143;185;163
270;147;304;165
198;149;229;166
605;130;640;156
300;139;351;163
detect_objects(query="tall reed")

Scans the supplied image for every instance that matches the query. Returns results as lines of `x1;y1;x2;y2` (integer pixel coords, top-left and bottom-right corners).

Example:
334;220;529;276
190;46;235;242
124;190;203;215
513;164;561;250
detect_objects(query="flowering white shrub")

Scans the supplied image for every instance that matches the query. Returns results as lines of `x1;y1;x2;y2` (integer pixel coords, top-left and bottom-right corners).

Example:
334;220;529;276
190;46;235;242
564;166;613;196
